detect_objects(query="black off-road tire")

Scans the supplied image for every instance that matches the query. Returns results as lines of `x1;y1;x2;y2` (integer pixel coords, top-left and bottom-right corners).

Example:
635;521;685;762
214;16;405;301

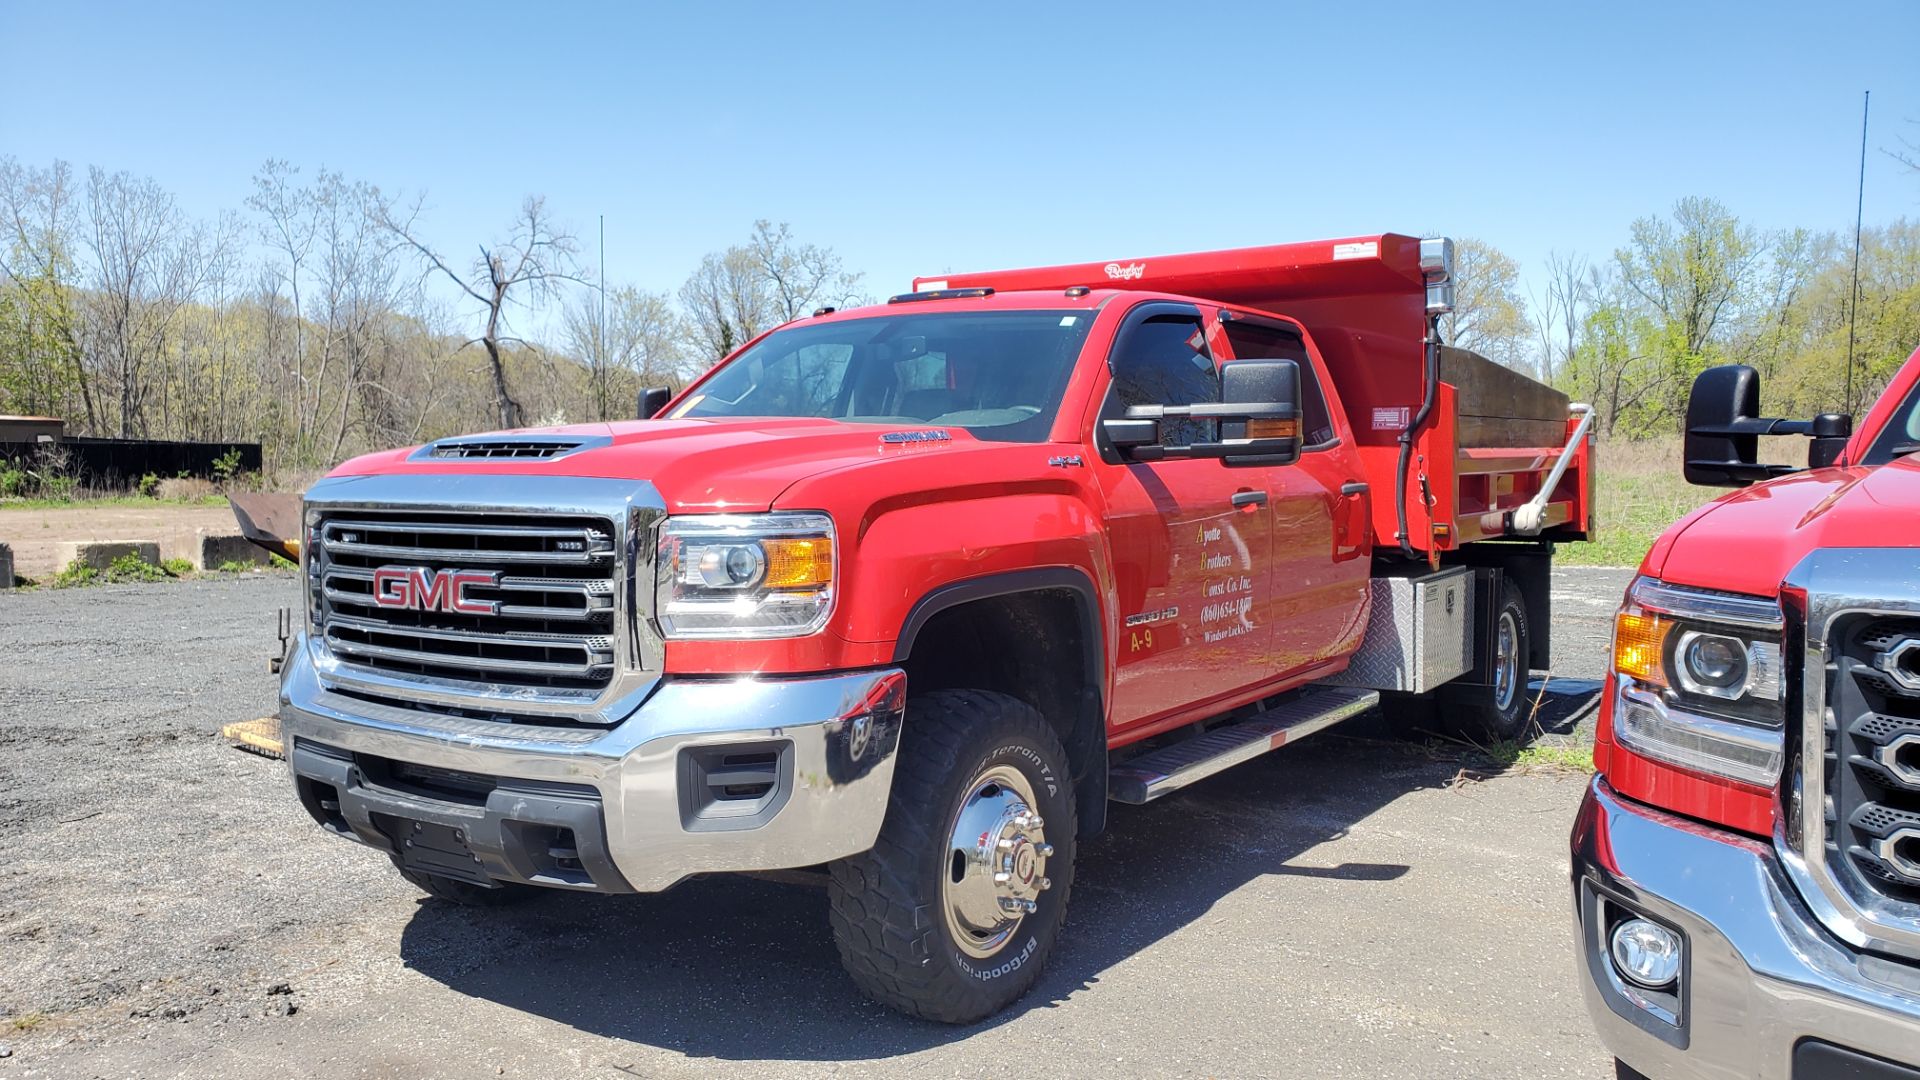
1440;579;1534;743
828;689;1076;1024
392;861;540;907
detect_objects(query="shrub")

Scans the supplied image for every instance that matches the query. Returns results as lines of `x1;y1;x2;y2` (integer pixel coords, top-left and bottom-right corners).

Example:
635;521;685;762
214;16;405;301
161;557;196;576
155;477;216;501
137;473;162;498
212;448;245;490
52;553;167;588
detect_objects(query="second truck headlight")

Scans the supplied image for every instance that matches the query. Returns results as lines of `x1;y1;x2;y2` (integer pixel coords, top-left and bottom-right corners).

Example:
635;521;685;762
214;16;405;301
1610;576;1785;785
656;512;836;639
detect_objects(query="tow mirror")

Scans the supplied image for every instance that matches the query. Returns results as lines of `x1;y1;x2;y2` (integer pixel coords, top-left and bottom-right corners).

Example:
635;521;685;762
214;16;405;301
1105;359;1301;467
639;386;672;419
1219;359;1302;466
1684;364;1852;487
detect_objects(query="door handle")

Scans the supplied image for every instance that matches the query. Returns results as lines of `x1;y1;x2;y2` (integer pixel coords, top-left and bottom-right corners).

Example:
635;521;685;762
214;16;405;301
1231;490;1268;508
1340;481;1369;496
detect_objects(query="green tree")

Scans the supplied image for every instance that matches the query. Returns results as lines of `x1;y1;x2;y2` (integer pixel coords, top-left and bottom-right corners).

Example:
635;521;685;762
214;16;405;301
1613;197;1767;427
1442;237;1535;374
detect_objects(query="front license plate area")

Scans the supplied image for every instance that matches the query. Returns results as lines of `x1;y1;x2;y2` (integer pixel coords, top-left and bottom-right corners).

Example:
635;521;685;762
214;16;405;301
381;814;490;886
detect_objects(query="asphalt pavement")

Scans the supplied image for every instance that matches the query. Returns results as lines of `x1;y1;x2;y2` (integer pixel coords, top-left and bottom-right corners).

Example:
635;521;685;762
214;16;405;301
0;566;1635;1079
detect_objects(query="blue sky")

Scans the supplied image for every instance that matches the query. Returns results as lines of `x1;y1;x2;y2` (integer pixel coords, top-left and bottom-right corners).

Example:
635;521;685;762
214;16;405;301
5;2;1918;334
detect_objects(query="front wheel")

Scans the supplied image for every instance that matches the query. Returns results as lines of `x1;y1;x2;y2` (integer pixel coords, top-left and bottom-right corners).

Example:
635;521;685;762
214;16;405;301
828;689;1075;1023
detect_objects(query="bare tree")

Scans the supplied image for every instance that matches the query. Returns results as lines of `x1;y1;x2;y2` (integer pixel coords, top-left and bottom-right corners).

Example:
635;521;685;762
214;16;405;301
377;193;582;429
748;220;865;323
680;222;865;366
1889;118;1920;175
1441;237;1535;373
564;285;689;420
679;246;772;364
0;157;94;426
81;166;214;436
247;160;321;456
1530;250;1589;386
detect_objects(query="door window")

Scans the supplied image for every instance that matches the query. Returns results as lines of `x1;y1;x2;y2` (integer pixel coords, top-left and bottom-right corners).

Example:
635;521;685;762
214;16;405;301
1108;313;1218;446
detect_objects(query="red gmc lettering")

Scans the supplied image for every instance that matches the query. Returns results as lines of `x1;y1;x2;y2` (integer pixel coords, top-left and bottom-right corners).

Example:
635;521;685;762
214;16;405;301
370;567;498;614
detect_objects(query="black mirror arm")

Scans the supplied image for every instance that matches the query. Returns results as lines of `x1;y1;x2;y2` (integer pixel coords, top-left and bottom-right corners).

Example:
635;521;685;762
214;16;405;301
1124;402;1298;422
1690;416;1839;438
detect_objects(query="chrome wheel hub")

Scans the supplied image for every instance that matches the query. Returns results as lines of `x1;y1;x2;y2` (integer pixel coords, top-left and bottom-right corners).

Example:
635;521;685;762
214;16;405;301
1494;609;1520;713
942;764;1052;959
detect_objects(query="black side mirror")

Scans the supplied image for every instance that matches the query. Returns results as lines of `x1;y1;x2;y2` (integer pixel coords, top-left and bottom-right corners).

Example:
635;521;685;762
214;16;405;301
1101;359;1301;467
1684;364;1853;487
639;386;672;419
1683;365;1765;486
1220;359;1301;466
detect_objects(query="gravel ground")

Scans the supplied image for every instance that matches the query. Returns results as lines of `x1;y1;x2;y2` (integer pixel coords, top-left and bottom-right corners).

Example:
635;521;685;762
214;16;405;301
0;567;1635;1079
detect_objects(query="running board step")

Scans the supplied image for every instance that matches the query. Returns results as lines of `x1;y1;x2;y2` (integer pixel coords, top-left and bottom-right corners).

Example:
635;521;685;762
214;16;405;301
1107;686;1379;804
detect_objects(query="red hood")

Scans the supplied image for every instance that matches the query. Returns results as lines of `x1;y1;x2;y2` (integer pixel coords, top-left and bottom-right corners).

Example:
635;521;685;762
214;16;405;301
329;417;983;513
1650;455;1920;596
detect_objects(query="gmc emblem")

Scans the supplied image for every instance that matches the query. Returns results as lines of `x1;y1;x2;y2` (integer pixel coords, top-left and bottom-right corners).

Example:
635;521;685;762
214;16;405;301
371;566;501;615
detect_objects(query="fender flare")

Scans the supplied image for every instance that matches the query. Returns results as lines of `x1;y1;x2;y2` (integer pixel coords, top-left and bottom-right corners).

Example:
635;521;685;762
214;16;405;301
892;566;1110;836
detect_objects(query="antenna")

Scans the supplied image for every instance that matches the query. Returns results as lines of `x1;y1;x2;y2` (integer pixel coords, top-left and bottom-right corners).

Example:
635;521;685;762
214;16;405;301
599;214;608;409
1845;91;1869;414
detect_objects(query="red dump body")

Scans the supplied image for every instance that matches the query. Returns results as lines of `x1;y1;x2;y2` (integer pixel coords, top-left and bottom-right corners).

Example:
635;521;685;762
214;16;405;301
920;233;1593;557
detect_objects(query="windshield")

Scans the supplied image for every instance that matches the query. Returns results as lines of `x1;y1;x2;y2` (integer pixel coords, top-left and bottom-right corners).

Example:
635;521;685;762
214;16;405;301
673;310;1094;443
1864;378;1920;465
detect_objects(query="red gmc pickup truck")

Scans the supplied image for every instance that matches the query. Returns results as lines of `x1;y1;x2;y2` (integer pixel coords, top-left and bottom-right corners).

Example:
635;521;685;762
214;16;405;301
1575;348;1920;1078
280;234;1593;1022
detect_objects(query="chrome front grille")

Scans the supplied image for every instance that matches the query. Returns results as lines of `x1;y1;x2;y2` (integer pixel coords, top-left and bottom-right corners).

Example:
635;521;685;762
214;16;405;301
312;512;619;691
298;473;665;726
1828;616;1920;900
1782;548;1920;964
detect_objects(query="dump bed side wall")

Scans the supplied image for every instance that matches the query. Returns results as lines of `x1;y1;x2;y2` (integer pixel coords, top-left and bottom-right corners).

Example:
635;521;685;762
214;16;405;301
923;234;1592;555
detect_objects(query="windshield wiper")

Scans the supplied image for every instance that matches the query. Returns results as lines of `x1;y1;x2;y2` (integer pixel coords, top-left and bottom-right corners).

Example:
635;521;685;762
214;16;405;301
1892;442;1920;457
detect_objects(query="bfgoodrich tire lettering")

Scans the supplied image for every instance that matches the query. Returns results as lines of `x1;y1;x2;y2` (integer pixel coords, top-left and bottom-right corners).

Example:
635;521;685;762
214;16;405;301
828;689;1075;1023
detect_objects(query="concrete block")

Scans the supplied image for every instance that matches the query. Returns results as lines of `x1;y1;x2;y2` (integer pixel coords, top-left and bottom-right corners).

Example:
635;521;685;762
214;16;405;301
196;533;272;571
0;542;13;588
55;541;160;572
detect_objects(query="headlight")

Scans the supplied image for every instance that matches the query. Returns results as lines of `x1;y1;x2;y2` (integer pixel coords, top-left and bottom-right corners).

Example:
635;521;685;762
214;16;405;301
1610;577;1785;785
655;512;835;639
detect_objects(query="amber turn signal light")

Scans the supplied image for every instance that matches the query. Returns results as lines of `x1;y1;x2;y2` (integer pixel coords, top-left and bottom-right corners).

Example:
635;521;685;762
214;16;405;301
1246;418;1299;439
1613;611;1671;685
762;537;834;589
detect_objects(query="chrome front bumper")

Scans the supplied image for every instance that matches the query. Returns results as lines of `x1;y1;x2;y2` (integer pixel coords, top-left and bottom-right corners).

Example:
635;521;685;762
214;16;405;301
280;636;904;892
1572;777;1920;1079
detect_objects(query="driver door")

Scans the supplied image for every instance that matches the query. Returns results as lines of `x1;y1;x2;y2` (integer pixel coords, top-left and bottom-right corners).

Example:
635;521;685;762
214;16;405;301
1091;302;1275;735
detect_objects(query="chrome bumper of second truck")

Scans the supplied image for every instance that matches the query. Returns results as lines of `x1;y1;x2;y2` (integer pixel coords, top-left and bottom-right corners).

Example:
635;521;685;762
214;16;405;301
280;635;905;892
1572;777;1920;1079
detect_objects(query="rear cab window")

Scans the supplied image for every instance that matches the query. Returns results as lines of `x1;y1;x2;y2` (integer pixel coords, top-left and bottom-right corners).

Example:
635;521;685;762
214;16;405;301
1219;316;1338;449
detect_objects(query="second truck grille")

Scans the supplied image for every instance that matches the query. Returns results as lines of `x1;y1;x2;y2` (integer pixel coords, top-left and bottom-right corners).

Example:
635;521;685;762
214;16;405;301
1827;616;1920;906
311;511;619;691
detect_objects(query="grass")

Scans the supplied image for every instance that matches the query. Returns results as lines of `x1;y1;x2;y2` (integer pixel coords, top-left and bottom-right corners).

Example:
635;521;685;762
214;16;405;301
1558;437;1720;568
1483;740;1596;773
1557;434;1819;568
9;1011;48;1032
0;492;228;511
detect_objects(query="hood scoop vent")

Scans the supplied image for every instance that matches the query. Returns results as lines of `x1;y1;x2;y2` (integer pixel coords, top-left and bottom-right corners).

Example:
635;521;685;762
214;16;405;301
412;434;611;462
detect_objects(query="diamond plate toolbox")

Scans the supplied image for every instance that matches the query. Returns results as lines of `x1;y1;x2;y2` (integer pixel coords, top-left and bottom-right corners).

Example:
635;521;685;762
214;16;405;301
1323;567;1473;693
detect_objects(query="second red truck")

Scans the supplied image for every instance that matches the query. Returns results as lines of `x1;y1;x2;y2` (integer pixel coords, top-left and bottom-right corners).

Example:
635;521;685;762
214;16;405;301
279;234;1592;1021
